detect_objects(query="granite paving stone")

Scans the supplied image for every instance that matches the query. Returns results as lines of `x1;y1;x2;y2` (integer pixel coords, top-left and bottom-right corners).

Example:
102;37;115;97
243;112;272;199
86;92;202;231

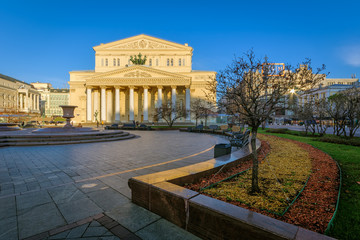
106;202;162;232
48;184;88;204
86;187;130;211
57;197;103;223
0;196;16;219
18;202;66;239
136;218;201;240
0;216;18;240
16;190;53;212
0;131;225;239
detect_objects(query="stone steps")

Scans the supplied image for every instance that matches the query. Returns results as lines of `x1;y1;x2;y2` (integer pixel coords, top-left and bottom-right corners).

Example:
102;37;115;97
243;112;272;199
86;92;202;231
0;131;136;147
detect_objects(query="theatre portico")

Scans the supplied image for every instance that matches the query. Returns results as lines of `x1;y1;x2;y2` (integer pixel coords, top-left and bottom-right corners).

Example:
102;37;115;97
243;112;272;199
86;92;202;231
69;34;216;124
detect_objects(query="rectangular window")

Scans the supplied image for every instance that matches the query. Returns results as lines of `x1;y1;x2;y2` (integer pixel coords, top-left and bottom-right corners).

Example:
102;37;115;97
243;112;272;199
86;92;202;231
117;58;120;66
183;58;185;66
179;59;181;66
105;59;108;66
156;59;159;66
113;58;116;66
171;58;173;66
167;59;169;66
149;59;152;66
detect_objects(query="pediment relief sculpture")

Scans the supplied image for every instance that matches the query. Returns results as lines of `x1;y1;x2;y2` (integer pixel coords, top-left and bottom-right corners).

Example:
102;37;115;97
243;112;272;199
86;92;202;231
109;39;178;50
124;70;152;78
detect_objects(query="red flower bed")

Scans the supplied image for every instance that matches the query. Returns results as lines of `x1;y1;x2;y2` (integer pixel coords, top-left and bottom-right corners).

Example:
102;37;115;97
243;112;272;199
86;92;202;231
184;135;339;233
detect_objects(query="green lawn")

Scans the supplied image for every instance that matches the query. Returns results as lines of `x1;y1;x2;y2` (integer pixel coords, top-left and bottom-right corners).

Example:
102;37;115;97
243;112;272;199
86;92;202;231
258;129;360;239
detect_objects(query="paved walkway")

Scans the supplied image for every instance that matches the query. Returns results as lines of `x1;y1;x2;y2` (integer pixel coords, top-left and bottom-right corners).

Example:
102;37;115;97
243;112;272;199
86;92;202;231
0;130;229;240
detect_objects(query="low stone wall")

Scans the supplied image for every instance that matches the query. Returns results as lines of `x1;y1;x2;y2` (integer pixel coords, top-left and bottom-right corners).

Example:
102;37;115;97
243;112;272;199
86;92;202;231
128;139;334;240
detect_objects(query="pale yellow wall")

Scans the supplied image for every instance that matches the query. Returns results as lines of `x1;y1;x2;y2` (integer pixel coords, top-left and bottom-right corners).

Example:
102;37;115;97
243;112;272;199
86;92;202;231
69;35;216;124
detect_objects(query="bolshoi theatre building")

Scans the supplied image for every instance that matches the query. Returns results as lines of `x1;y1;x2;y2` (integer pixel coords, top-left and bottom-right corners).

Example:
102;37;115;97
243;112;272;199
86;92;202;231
69;34;216;124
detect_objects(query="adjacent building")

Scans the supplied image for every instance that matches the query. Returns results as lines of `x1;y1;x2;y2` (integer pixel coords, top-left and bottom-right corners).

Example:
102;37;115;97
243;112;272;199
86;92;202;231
0;73;40;115
69;34;216;124
31;82;70;117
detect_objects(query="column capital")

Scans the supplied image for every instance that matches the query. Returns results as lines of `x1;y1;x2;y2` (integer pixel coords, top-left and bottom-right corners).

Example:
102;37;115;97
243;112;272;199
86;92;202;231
157;85;163;89
114;86;122;90
100;86;107;90
129;85;135;89
171;85;177;89
185;85;190;89
143;85;150;89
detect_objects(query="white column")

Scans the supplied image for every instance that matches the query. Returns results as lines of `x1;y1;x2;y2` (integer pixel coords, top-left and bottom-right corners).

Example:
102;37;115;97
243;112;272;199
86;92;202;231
143;86;149;122
107;89;113;122
32;94;35;110
36;95;39;110
86;88;92;122
24;92;28;111
157;86;163;108
171;86;177;120
185;86;191;121
129;86;134;121
115;87;120;122
19;94;23;110
93;90;99;122
101;87;106;122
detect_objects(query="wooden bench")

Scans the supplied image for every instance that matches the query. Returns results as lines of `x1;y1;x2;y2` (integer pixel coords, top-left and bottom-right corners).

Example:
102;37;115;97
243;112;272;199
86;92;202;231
230;130;250;148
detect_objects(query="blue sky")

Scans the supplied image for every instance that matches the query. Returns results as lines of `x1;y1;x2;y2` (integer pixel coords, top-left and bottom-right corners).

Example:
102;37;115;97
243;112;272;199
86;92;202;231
1;0;359;88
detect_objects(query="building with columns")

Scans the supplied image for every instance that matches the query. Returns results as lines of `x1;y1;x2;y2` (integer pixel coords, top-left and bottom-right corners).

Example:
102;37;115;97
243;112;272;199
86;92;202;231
0;73;40;116
69;34;216;124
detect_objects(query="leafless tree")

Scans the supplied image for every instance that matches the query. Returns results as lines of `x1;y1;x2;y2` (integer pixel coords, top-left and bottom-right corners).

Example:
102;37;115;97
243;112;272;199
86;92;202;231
154;102;186;128
208;49;326;193
326;93;347;136
191;99;205;126
344;87;360;137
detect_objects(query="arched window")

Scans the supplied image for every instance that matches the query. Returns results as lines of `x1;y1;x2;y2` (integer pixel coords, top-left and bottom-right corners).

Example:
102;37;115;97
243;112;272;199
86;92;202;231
171;58;173;66
167;59;170;66
113;58;116;66
105;59;108;66
149;59;152;66
117;58;120;66
178;59;182;66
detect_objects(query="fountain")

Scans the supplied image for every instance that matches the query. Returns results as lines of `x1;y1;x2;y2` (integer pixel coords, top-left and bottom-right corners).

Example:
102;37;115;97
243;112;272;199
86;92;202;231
0;105;136;146
32;105;97;133
0;123;21;131
60;105;77;128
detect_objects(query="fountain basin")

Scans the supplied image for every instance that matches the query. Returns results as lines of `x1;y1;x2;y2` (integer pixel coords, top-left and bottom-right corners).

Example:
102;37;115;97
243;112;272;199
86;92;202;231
32;127;98;134
0;123;21;131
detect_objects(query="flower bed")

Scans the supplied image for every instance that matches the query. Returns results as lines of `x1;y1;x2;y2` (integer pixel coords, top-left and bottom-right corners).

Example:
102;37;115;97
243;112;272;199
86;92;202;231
185;134;339;233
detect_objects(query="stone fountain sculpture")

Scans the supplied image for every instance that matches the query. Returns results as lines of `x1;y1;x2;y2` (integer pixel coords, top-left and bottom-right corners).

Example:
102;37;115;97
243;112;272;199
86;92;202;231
60;105;77;128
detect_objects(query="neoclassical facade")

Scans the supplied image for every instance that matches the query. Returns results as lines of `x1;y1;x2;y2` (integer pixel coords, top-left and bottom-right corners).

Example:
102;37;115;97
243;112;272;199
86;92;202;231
0;73;40;115
69;34;216;124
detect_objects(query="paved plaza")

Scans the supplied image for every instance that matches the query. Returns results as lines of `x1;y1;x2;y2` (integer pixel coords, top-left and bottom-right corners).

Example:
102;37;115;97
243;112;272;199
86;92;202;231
0;130;228;240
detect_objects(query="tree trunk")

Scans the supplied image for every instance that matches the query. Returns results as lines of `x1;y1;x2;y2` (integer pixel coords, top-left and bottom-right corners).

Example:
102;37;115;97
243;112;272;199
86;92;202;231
251;127;260;193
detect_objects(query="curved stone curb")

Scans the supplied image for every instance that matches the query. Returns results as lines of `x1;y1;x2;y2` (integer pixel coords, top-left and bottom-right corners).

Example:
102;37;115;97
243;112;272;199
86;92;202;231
128;139;335;240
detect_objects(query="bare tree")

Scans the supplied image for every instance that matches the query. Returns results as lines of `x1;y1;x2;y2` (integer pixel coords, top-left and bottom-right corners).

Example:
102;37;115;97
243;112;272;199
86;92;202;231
191;99;205;126
326;93;347;136
208;49;326;193
344;87;360;138
154;102;186;128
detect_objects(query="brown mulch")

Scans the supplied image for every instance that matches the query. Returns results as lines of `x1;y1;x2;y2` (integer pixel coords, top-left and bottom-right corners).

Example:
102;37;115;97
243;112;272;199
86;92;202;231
184;134;340;233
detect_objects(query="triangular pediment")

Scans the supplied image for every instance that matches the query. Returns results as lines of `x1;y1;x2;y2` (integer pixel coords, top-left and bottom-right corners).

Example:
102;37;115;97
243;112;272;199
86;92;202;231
88;65;190;80
93;34;191;51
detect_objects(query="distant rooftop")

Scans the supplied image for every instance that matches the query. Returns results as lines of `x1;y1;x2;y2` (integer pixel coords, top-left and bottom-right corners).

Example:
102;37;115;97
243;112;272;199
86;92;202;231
0;73;31;86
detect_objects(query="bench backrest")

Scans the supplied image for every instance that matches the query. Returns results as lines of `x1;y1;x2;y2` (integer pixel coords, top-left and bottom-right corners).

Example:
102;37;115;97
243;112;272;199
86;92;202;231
220;125;228;130
232;126;241;132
